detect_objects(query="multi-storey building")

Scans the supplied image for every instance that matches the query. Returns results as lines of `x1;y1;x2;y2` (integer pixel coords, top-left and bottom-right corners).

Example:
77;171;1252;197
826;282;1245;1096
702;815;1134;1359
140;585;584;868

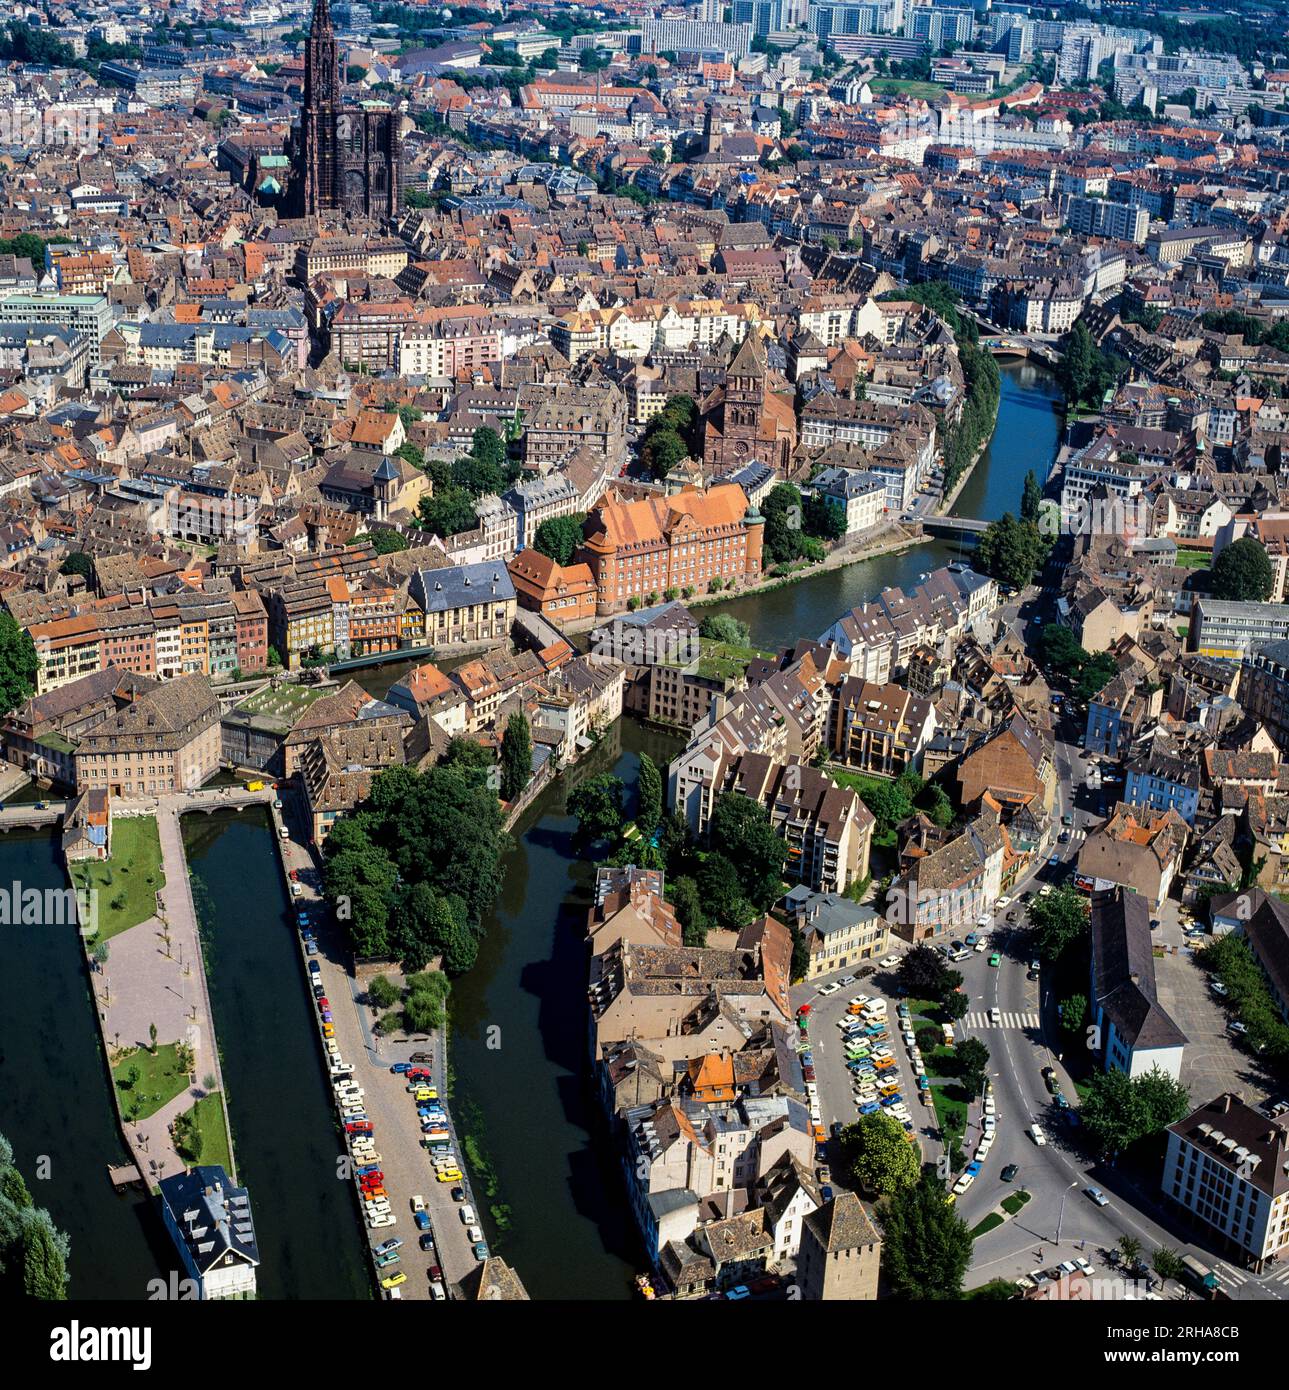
73;675;221;797
1191;599;1289;661
408;562;517;648
1089;887;1187;1079
1163;1094;1289;1273
581;484;763;615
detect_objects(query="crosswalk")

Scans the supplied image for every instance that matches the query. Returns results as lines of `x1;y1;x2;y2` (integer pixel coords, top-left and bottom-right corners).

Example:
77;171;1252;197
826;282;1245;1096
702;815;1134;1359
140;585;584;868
963;1011;1040;1030
1215;1259;1289;1292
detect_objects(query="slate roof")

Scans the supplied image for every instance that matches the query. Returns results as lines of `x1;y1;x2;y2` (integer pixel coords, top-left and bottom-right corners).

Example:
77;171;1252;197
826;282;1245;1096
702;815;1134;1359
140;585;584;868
1090;887;1187;1052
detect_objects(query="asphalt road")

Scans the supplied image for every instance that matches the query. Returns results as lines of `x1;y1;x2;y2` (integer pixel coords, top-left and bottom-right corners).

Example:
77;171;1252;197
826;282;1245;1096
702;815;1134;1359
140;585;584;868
795;624;1284;1299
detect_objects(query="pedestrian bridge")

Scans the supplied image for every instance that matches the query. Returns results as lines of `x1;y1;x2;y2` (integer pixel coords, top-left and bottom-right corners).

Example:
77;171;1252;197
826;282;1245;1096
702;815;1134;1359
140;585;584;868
979;335;1062;366
921;516;988;542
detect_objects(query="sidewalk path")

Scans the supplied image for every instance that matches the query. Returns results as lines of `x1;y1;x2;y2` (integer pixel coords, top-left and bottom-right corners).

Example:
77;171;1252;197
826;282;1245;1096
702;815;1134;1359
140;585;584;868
91;800;235;1187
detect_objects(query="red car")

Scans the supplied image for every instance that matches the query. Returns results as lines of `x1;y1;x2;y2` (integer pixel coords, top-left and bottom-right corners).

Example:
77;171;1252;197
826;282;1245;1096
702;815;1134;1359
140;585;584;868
408;1068;432;1080
750;1274;780;1295
318;997;330;1011
289;868;299;881
345;1121;372;1134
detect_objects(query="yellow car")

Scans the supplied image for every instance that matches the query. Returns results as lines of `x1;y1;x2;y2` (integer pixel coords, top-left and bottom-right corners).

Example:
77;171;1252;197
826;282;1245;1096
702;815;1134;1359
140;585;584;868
380;1271;407;1289
944;1193;957;1207
436;1167;462;1182
413;1088;433;1101
322;1023;335;1038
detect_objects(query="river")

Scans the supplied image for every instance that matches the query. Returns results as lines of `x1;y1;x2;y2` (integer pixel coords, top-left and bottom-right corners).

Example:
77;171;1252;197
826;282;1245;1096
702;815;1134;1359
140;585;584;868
0;830;173;1299
183;807;371;1300
0;360;1061;1301
705;359;1064;651
442;359;1064;1296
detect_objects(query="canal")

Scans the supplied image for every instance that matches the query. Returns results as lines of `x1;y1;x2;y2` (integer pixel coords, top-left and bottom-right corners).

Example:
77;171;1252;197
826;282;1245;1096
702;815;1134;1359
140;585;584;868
183;807;371;1299
448;718;684;1300
0;829;172;1298
705;359;1064;651
0;361;1062;1302
444;359;1064;1297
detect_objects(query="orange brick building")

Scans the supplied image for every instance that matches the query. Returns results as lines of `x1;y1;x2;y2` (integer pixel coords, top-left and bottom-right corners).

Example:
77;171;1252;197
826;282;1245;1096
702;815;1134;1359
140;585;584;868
507;550;598;625
580;483;763;615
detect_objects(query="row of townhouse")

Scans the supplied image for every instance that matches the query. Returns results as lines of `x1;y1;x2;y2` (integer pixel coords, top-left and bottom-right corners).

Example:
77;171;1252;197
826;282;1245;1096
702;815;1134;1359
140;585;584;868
26;588;269;694
820;563;998;685
550;297;763;364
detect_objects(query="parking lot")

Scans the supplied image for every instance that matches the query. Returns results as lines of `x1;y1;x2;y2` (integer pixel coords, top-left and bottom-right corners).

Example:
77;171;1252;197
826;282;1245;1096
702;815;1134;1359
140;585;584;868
277;791;484;1300
1151;896;1279;1104
792;950;937;1162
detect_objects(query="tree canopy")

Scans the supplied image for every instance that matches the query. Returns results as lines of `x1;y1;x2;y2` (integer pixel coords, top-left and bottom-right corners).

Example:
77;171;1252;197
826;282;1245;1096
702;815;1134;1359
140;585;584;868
879;1174;973;1299
322;759;508;972
1211;537;1274;603
0;612;37;716
838;1112;920;1195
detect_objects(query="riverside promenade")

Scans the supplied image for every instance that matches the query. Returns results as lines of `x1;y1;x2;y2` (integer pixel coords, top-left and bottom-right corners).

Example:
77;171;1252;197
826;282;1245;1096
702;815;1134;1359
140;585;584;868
81;788;272;1189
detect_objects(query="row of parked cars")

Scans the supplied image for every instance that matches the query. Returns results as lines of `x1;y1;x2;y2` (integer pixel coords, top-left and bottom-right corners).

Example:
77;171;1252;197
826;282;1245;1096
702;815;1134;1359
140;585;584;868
397;1061;490;1266
951;1083;999;1199
838;996;919;1136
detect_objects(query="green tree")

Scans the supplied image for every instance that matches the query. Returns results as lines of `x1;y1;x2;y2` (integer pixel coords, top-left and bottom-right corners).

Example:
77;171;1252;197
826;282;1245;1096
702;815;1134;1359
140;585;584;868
803;492;846;542
976;512;1044;590
1118;1233;1143;1270
532;513;586;566
20;1209;69;1299
59;551;93;580
367;974;400;1009
943;988;970;1022
697;852;753;929
470;425;507;472
1153;1246;1187;1288
1081;1066;1189;1157
671;875;708;947
708;793;787;910
567;774;625;845
699;613;750;646
880;1175;973;1299
641;426;687;480
1029;887;1088;962
418;486;478;538
897;944;956;998
0;612;37;716
1021;469;1042;524
365;529;408;554
500;712;532;802
636;753;663;840
955;1037;990;1093
838;1112;920;1195
1211;537;1274;602
1059;993;1089;1035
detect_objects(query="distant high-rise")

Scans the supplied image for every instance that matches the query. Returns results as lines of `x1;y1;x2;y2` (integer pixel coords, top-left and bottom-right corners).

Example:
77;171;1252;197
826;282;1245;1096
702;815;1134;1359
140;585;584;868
291;0;401;219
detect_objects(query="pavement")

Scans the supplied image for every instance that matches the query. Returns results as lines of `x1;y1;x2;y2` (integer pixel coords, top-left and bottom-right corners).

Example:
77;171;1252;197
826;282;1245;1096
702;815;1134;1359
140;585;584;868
93;799;234;1188
275;789;484;1302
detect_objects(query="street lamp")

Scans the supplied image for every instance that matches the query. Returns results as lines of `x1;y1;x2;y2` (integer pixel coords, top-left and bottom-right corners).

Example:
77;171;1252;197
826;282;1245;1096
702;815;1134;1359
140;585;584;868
1056;1179;1079;1244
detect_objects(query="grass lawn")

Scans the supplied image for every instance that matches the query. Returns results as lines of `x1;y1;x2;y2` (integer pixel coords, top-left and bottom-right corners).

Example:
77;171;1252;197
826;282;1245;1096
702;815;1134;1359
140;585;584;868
972;1212;1004;1238
1174;549;1212;570
928;1077;968;1138
71;816;165;942
174;1092;232;1173
112;1042;191;1121
869;78;946;100
695;638;773;682
1001;1190;1032;1216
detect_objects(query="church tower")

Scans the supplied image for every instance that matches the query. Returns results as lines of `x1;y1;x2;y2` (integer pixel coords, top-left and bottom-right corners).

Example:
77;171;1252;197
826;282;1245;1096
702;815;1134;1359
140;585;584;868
301;0;341;216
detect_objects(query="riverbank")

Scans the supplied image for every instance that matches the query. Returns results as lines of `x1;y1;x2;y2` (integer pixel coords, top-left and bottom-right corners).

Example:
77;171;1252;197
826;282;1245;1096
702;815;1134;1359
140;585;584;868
70;800;238;1196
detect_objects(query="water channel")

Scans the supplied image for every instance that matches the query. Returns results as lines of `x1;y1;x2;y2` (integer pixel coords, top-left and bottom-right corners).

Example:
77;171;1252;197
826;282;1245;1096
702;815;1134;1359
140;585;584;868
0;360;1062;1299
